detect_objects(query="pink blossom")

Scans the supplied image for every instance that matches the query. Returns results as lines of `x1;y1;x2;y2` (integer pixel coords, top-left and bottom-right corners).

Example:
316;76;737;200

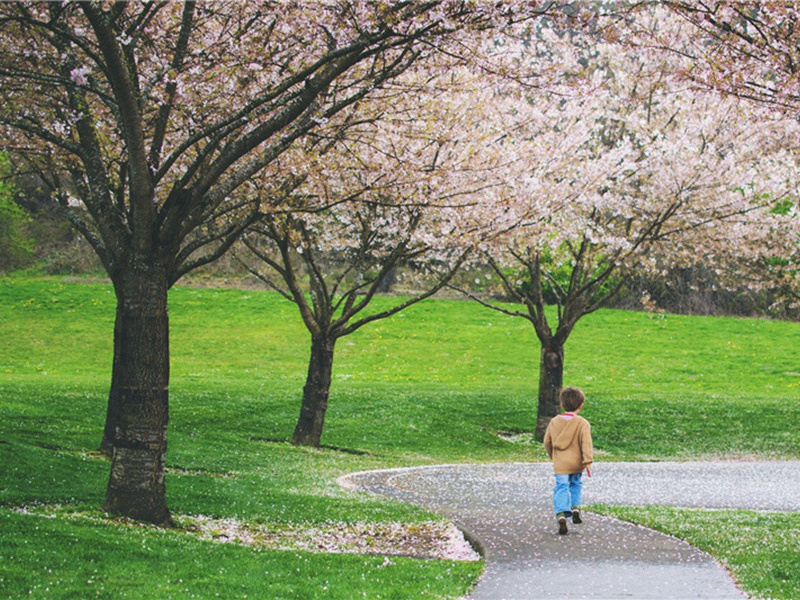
69;66;89;86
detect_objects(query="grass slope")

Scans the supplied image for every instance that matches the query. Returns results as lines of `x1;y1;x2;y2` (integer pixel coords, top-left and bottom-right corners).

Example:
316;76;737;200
2;275;799;598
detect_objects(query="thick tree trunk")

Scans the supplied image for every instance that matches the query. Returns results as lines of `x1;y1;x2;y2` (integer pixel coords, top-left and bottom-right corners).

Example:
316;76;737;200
102;265;173;526
99;301;123;457
292;335;335;447
535;339;564;441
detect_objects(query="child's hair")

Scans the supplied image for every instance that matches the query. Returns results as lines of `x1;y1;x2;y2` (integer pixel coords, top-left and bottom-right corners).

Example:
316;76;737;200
560;387;585;412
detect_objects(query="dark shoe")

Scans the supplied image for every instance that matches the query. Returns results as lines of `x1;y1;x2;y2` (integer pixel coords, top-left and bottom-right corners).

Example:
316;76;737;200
558;516;568;535
572;509;583;524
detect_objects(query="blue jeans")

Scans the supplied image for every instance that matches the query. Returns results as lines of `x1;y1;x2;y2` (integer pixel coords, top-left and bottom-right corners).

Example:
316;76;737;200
553;473;582;517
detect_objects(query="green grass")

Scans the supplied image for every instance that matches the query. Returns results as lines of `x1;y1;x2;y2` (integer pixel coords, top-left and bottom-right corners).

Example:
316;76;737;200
2;274;800;598
589;505;800;600
1;507;481;599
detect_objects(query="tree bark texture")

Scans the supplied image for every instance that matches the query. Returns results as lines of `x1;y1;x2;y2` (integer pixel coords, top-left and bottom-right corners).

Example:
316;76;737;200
535;339;564;441
102;265;172;526
292;335;336;447
100;301;124;457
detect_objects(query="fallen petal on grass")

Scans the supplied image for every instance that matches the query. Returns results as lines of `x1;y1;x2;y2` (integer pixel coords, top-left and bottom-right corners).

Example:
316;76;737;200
185;516;481;561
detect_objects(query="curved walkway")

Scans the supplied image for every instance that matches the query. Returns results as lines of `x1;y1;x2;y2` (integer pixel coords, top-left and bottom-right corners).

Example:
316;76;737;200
341;461;800;599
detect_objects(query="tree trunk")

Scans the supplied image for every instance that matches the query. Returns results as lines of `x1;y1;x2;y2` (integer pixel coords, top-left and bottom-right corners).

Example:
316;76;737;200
99;300;123;457
375;265;397;293
102;264;173;526
535;338;564;441
292;334;335;447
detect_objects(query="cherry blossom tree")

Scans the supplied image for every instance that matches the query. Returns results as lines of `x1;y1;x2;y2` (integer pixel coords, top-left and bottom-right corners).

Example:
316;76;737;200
0;1;565;525
653;2;800;114
236;62;529;447
240;201;470;447
631;2;800;312
454;35;800;439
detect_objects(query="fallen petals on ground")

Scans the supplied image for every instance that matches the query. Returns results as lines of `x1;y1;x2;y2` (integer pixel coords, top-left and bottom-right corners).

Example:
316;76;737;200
186;516;481;561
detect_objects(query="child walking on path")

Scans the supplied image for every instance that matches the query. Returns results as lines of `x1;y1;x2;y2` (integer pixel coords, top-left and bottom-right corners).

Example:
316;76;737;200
543;387;593;535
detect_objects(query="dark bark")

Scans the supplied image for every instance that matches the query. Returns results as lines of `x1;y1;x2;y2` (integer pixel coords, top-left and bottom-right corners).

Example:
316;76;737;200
99;300;123;457
535;338;565;441
375;265;397;293
102;264;173;526
292;334;336;447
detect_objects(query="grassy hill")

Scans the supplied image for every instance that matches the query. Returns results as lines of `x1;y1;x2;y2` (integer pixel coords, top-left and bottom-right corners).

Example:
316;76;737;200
2;275;799;598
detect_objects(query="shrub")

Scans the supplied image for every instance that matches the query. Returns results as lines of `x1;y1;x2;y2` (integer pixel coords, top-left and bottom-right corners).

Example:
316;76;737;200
0;156;34;271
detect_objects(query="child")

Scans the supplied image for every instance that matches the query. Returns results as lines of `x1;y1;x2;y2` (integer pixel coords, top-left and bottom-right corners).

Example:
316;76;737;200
543;386;593;535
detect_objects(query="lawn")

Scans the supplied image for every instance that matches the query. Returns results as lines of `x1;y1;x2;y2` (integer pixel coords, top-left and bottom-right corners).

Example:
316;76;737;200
2;274;799;598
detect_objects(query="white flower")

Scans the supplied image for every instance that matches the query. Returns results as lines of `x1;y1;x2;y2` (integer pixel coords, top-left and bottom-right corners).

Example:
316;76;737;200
70;66;90;86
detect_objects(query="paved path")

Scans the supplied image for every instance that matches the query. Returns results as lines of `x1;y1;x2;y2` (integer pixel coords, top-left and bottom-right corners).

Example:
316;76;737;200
341;461;800;599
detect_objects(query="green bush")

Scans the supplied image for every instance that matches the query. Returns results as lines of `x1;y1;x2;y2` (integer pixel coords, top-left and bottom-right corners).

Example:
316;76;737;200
0;157;34;271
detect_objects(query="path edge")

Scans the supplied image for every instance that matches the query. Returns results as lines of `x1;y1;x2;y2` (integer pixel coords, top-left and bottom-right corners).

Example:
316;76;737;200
338;466;488;561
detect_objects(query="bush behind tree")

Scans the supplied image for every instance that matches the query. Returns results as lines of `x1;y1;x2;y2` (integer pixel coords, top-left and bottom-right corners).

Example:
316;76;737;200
0;156;34;272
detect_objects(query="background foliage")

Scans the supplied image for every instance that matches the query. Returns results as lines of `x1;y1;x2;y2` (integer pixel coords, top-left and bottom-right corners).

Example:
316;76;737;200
0;156;34;271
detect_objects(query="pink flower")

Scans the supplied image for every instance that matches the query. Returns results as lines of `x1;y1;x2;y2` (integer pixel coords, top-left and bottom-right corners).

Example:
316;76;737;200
70;66;89;86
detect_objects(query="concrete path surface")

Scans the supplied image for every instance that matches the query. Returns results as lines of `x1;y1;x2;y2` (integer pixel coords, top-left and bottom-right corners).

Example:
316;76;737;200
341;461;800;599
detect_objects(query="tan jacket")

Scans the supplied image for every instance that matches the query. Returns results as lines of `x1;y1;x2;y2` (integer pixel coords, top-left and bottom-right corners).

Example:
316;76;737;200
543;414;593;475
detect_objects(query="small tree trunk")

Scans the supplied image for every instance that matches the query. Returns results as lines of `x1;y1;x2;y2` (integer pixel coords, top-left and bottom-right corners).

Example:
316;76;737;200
535;338;564;441
99;301;123;457
103;265;173;526
292;334;336;447
375;265;397;293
